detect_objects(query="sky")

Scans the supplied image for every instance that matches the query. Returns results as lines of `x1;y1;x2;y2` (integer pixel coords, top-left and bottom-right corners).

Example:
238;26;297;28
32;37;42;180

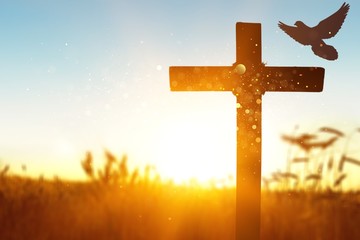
1;0;360;187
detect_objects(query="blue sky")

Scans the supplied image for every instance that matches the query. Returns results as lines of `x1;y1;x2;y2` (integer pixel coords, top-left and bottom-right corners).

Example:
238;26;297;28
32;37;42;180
0;1;359;186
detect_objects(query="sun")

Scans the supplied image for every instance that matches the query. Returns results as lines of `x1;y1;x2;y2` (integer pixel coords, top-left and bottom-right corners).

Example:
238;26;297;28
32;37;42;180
153;112;236;185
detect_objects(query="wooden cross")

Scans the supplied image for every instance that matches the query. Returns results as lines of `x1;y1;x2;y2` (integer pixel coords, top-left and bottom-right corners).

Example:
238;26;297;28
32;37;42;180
169;22;324;240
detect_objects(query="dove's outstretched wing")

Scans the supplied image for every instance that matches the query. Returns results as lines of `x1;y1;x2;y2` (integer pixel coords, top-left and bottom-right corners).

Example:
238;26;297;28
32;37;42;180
278;22;310;45
314;2;350;39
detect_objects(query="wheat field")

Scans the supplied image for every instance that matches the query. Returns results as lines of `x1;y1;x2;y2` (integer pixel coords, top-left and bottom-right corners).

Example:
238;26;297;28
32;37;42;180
1;148;360;240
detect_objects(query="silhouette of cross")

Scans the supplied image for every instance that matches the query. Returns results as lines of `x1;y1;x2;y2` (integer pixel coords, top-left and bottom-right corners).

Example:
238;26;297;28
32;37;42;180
169;22;324;240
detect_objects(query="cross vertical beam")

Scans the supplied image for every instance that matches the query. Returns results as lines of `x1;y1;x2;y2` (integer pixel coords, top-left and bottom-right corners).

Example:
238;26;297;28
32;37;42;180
235;23;262;240
169;22;324;240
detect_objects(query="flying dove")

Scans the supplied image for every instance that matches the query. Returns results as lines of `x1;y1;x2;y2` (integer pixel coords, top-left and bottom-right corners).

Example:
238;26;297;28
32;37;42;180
278;2;350;60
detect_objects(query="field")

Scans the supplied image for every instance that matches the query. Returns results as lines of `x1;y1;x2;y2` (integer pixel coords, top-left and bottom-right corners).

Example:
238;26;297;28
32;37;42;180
1;150;360;240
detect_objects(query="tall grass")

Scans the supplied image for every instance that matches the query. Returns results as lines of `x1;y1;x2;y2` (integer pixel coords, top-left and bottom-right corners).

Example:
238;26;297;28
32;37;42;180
1;127;360;239
263;126;360;191
0;157;236;240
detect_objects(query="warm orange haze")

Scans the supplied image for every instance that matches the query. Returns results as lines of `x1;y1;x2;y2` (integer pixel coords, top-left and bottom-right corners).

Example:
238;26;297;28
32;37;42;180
1;148;360;240
1;0;360;239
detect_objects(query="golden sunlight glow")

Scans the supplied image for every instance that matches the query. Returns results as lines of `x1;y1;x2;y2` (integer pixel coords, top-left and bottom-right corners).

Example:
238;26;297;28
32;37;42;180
52;138;76;158
154;113;236;185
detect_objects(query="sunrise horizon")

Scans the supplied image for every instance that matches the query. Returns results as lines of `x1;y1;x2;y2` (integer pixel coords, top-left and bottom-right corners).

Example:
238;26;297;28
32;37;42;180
1;1;360;190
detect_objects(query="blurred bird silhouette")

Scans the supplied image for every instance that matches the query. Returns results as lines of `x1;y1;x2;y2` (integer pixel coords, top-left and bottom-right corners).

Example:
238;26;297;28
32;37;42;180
278;2;350;60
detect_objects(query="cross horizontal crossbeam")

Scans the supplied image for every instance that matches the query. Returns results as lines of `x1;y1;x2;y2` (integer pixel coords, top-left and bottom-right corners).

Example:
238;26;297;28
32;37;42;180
170;66;324;92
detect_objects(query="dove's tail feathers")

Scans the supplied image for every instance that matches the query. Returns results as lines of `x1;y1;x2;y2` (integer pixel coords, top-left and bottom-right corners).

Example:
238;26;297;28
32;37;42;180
311;42;338;60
